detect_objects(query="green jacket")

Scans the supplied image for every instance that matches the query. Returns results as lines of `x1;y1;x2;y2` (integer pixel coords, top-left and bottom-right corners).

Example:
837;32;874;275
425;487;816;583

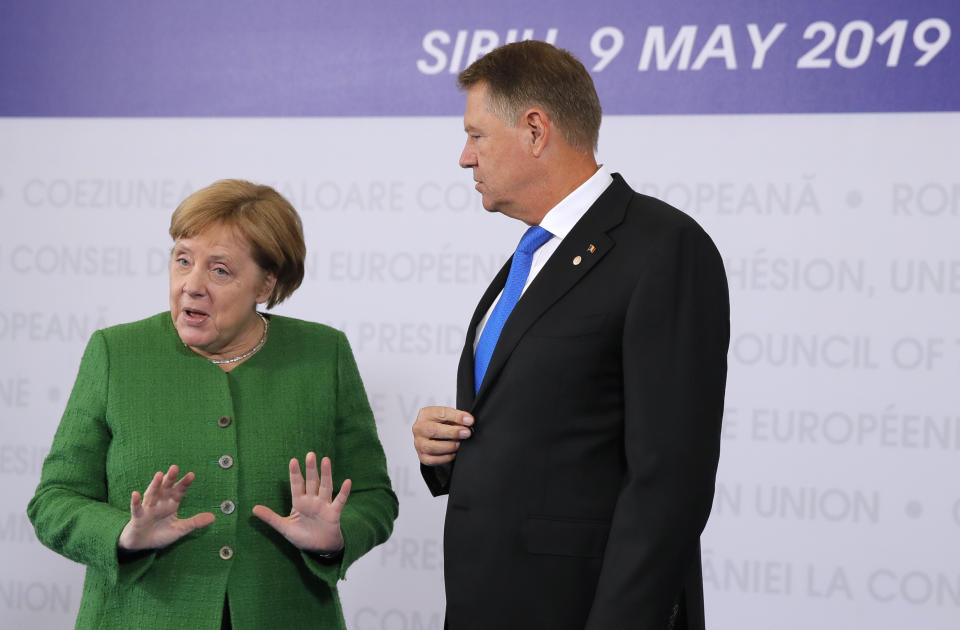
28;312;398;629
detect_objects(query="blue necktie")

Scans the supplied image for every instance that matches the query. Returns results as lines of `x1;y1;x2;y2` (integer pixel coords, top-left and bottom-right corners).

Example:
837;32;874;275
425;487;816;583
474;225;553;393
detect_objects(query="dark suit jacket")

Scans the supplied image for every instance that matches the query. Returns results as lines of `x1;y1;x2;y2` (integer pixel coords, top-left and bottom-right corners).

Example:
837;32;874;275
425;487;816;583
422;174;729;629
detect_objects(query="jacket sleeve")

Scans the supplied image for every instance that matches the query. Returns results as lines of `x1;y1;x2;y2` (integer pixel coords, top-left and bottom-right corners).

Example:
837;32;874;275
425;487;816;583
585;224;729;628
303;332;399;585
26;331;156;585
420;462;453;497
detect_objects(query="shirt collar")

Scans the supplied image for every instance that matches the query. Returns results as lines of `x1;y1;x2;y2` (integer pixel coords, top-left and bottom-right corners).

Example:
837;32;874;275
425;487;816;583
538;164;614;240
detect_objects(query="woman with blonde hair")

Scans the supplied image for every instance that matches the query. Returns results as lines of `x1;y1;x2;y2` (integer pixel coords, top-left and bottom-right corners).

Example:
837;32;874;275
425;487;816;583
29;179;397;629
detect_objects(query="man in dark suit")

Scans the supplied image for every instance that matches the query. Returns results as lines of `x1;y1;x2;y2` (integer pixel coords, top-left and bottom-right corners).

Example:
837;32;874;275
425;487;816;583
413;41;729;629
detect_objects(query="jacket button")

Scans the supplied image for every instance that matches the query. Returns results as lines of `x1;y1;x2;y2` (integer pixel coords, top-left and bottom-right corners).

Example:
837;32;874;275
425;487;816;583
219;546;234;560
218;455;234;469
220;500;236;515
217;415;232;428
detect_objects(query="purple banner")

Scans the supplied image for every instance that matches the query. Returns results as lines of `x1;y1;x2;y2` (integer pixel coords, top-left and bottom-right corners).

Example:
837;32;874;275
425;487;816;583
1;0;958;116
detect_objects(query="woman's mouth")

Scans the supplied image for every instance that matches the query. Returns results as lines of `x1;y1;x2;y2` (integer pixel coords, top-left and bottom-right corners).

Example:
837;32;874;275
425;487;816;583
182;308;210;324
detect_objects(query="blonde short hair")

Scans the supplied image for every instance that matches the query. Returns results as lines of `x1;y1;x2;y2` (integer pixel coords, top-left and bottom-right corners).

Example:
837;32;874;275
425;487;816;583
169;179;305;308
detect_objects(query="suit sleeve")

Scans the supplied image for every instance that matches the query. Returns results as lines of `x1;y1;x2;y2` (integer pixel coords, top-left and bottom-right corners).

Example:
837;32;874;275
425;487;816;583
27;331;157;585
303;332;399;585
420;460;453;497
585;224;729;628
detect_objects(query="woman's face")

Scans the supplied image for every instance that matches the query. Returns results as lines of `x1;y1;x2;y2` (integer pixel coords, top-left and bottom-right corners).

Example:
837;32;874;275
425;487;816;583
169;222;276;360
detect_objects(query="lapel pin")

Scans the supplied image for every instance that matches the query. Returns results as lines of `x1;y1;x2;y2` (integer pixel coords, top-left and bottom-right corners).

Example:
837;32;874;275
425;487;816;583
573;255;582;266
587;244;597;254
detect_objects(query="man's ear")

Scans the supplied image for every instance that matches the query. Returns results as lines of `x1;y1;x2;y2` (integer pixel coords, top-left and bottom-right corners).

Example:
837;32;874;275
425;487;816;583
524;108;551;158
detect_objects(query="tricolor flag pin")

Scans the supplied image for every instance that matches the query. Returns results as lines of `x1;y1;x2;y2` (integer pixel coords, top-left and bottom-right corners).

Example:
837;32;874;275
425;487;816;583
587;244;597;254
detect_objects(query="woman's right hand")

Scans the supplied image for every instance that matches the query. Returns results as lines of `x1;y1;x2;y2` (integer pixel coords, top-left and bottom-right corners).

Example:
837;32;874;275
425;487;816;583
117;465;215;552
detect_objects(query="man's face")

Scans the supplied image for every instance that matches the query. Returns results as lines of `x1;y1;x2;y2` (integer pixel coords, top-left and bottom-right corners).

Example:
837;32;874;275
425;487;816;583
459;83;536;221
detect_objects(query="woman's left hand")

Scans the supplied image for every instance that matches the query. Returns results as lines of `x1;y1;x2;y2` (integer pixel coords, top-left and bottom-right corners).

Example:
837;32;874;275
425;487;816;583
252;452;351;554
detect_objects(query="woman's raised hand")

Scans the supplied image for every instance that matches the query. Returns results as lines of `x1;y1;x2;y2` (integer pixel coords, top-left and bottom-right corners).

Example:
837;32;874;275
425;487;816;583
117;465;215;552
252;452;351;554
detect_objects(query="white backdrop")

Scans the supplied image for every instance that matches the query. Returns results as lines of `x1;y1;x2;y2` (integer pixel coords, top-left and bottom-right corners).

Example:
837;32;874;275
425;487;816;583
2;111;958;629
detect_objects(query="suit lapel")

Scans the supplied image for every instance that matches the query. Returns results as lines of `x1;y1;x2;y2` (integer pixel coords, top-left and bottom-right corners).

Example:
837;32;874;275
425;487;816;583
472;175;634;406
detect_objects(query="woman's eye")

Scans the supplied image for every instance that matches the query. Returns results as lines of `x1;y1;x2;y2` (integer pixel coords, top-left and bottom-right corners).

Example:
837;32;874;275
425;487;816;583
176;257;189;266
213;268;229;277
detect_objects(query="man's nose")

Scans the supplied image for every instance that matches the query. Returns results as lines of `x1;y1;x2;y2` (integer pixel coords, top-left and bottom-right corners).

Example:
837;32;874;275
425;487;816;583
459;144;476;169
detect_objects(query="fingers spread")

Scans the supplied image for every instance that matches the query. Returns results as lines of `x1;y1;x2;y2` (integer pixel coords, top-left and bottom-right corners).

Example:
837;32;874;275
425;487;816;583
251;505;284;530
129;490;143;517
174;471;196;489
289;458;305;496
185;512;216;531
318;456;334;499
305;452;320;496
162;465;180;489
142;471;164;505
171;471;196;501
333;478;351;508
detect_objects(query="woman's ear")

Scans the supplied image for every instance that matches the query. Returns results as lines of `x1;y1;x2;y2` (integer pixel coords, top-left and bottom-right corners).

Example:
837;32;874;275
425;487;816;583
257;272;278;305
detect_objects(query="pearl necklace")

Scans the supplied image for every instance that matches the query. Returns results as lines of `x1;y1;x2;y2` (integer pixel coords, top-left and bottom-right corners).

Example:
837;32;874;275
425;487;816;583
209;313;270;365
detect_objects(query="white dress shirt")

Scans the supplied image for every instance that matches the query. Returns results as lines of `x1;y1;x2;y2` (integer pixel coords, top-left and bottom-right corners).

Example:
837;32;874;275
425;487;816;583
474;165;614;348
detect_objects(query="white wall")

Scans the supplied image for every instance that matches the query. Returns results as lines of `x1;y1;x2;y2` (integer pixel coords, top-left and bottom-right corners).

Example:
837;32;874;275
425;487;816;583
2;110;958;629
